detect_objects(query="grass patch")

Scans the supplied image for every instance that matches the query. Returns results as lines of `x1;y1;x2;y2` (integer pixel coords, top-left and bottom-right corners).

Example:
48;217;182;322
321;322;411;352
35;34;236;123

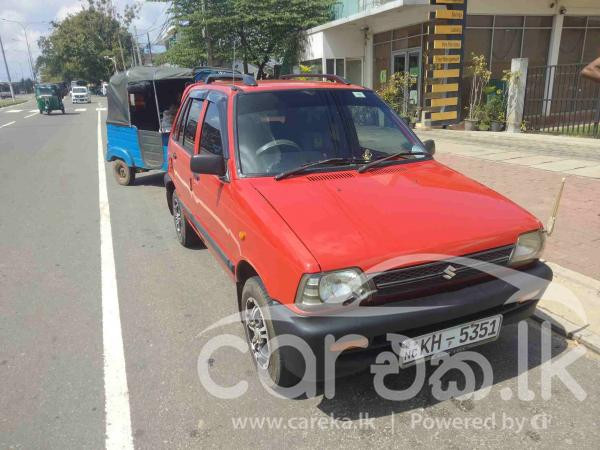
0;98;27;109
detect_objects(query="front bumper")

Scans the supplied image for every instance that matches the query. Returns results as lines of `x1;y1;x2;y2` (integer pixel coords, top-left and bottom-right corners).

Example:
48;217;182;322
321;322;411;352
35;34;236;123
72;96;89;103
270;261;552;379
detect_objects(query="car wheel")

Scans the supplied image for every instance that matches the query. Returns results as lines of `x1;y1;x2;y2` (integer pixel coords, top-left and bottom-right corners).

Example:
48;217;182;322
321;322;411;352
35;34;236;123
171;191;199;247
242;277;299;388
113;160;135;186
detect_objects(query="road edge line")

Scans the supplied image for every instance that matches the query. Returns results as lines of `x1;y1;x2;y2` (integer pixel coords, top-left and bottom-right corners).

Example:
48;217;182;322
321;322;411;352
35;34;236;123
97;110;135;449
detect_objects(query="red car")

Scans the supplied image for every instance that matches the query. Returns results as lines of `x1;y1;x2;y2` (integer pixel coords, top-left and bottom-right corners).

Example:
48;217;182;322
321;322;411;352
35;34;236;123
165;74;551;386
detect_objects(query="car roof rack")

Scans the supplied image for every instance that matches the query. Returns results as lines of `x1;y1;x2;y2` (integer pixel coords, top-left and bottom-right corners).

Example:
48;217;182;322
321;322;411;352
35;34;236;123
204;73;257;87
280;73;351;85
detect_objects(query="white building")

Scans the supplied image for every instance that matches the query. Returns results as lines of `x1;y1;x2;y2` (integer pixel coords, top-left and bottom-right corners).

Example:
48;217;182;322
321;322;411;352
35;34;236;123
303;0;600;118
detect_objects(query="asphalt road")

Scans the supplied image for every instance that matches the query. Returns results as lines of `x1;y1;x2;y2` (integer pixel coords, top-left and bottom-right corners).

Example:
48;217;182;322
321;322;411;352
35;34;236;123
1;97;599;449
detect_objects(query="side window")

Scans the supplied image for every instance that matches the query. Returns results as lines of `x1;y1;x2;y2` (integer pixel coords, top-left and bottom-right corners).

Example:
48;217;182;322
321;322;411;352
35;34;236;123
200;102;224;155
182;99;203;154
174;99;190;143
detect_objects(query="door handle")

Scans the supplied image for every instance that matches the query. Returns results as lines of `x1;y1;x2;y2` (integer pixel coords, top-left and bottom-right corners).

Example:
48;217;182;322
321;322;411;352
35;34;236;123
172;152;177;159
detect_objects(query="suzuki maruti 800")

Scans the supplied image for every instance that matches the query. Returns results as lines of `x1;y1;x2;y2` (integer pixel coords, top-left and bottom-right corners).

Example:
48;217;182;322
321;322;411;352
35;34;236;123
165;74;551;387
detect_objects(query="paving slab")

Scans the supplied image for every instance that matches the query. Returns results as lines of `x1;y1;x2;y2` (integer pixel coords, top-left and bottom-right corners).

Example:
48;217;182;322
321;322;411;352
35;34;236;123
477;151;531;161
506;155;563;166
565;165;600;178
531;159;600;172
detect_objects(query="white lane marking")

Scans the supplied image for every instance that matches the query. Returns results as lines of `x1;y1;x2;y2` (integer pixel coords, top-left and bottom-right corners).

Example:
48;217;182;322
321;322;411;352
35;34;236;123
0;121;16;128
29;109;38;113
97;107;107;111
75;108;87;112
24;112;38;118
97;110;134;450
5;109;23;113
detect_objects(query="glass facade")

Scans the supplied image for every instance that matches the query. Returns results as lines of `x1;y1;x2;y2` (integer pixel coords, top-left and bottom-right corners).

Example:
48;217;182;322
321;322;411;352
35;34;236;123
464;15;553;76
559;16;600;64
372;24;426;92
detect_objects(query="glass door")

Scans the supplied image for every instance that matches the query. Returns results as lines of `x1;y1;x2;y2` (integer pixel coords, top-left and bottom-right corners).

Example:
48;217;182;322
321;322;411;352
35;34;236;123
392;48;421;108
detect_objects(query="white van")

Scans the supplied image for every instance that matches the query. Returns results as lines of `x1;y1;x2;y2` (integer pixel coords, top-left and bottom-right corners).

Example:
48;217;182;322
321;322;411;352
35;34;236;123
71;86;91;104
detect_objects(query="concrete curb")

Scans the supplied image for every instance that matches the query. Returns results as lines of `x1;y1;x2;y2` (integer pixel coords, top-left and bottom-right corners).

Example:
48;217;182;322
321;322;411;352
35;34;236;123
532;262;600;354
532;308;600;354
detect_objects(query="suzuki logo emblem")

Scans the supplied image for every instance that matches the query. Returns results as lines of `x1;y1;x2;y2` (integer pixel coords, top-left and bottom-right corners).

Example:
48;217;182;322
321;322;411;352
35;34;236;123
442;265;457;280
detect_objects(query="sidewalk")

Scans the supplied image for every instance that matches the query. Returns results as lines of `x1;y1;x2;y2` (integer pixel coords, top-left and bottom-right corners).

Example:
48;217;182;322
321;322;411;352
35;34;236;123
417;129;600;178
416;129;600;352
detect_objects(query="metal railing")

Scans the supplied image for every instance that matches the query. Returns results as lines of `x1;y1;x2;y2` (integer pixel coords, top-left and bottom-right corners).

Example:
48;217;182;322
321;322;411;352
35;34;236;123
523;63;600;138
330;0;396;21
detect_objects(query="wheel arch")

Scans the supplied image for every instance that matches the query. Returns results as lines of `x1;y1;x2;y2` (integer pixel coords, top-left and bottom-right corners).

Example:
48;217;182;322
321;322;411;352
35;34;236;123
235;260;260;312
164;173;175;215
106;146;134;166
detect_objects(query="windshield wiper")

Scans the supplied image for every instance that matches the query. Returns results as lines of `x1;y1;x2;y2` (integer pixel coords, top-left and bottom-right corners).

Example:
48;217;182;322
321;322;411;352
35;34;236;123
357;151;428;173
275;158;360;180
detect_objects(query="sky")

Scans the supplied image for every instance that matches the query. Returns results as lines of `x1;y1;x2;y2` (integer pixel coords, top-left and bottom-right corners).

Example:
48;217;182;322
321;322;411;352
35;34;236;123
0;0;171;82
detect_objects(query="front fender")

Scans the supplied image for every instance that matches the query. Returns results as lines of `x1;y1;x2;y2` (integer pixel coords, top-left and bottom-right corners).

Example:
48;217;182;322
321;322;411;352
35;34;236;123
105;146;134;167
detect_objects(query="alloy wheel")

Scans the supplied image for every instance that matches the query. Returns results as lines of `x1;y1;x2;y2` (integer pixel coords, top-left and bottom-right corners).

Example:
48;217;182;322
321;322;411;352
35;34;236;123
245;297;271;369
173;196;183;238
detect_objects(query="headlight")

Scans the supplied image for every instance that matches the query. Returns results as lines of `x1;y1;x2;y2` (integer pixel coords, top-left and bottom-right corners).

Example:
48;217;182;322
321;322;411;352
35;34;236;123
295;268;374;306
509;230;545;266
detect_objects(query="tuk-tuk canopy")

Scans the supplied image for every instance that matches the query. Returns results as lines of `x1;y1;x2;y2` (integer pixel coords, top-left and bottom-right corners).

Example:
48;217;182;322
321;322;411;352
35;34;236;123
35;84;60;96
107;66;193;126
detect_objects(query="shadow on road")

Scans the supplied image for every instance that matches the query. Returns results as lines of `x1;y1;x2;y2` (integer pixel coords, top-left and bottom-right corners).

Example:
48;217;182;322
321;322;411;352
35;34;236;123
313;320;569;419
133;172;165;187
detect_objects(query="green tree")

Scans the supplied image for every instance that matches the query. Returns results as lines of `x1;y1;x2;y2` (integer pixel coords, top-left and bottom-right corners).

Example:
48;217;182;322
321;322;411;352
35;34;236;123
155;0;333;78
36;0;139;83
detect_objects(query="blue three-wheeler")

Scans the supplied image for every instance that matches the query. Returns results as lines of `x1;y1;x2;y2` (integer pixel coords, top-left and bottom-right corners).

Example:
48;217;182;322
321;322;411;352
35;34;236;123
105;66;194;185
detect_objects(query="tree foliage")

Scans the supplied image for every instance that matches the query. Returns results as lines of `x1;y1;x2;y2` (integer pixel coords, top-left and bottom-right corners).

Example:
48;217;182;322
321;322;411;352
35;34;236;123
36;0;139;83
156;0;334;78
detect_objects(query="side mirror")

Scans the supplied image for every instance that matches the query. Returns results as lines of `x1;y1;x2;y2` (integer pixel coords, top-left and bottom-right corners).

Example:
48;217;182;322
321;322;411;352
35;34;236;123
190;153;226;176
422;139;435;156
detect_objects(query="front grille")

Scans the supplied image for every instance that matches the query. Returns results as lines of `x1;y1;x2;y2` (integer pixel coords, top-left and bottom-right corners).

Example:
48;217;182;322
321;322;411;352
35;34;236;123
370;245;514;300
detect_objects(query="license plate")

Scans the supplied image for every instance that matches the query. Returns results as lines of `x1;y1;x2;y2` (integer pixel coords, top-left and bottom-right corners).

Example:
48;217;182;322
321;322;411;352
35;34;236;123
399;315;503;367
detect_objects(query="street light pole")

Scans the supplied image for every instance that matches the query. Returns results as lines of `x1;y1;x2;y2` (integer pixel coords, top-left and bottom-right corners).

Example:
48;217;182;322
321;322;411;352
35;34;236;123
22;25;36;82
1;19;36;82
0;32;15;100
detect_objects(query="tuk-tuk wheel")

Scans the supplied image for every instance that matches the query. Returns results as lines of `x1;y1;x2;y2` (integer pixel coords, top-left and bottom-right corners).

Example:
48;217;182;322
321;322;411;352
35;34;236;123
61;108;65;114
113;160;135;186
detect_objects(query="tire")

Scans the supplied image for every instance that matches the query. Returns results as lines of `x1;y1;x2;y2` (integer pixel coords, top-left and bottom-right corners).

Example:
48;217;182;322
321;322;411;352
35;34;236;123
241;277;299;388
171;191;199;247
61;108;65;114
113;160;135;186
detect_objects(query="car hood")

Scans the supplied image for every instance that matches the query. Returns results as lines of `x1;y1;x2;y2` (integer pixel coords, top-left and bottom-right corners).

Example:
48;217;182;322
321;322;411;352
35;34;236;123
249;160;541;272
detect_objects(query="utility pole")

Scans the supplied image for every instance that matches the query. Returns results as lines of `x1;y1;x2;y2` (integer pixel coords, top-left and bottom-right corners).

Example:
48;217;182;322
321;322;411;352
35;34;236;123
201;0;213;66
132;27;143;66
117;33;127;70
147;32;153;65
0;32;15;100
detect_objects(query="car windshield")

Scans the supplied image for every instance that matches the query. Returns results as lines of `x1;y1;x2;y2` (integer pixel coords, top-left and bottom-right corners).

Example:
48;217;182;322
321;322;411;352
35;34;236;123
236;89;422;176
73;87;87;93
37;86;54;95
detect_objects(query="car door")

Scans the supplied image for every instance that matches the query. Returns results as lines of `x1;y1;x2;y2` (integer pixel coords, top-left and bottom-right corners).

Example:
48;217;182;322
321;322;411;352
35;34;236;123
170;95;205;208
190;92;237;270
